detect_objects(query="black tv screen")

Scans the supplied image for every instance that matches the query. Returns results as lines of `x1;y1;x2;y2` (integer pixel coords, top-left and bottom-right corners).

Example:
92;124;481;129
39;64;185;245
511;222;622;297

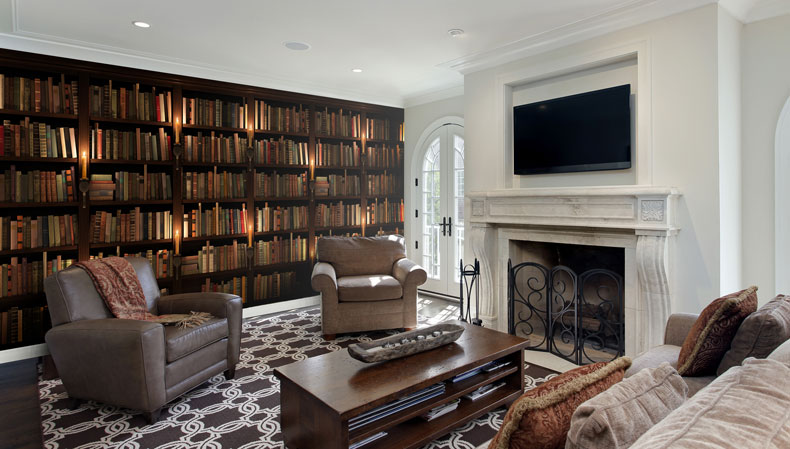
513;84;631;175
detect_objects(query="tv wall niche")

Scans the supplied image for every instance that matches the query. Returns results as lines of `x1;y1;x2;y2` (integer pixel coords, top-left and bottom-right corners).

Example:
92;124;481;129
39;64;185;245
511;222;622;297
0;49;404;351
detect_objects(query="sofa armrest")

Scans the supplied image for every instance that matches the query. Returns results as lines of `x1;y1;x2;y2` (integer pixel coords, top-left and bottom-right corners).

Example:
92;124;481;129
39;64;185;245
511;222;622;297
311;262;337;292
45;319;166;412
392;258;427;287
664;313;699;346
157;293;242;367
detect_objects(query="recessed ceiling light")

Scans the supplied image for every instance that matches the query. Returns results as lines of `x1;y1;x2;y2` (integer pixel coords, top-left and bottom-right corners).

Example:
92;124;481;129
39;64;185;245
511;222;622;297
132;21;151;29
283;41;311;51
351;68;363;73
448;28;464;37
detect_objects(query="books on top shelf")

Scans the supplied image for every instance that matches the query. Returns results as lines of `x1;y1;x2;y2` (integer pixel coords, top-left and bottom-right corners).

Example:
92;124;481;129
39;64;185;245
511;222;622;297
348;382;446;431
90;209;171;243
1;166;77;203
183;96;247;129
253;100;309;133
463;381;506;401
0;73;78;114
1;120;77;159
349;432;388;449
254;171;307;198
366;117;390;140
184;169;246;200
253;271;294;301
315;108;360;138
253;137;308;166
421;398;461;422
89;81;171;122
90;125;172;161
254;204;308;232
0;214;78;250
182;132;250;164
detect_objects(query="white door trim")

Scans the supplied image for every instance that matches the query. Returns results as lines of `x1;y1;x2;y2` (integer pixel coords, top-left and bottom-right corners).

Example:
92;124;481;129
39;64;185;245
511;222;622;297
776;96;790;294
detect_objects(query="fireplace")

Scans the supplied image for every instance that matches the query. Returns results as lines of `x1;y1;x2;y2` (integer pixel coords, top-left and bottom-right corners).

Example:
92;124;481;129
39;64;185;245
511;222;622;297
508;242;625;365
466;186;680;357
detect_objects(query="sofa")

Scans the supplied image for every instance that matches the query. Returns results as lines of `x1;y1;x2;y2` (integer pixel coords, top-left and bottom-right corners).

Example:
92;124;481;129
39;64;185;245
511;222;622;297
44;257;242;423
311;235;427;338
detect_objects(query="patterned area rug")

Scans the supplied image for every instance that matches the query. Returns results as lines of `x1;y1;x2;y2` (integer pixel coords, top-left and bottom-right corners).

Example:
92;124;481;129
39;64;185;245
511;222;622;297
39;307;558;449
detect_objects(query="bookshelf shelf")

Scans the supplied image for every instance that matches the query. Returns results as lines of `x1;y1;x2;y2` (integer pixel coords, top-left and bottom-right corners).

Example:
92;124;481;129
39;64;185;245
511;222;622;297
0;293;47;312
0;108;78;120
0;48;403;351
181;267;249;281
89;116;172;127
0;245;78;257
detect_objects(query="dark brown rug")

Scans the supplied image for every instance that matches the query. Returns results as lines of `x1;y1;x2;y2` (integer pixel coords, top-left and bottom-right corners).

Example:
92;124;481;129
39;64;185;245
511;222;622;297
39;307;558;449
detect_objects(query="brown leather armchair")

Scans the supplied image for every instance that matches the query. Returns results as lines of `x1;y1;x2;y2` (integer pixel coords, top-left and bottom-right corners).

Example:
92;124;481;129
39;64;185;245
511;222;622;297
43;257;242;424
311;235;427;338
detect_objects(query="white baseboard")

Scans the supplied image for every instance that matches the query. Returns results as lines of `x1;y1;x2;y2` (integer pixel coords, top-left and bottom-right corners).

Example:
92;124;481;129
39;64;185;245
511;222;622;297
0;296;321;364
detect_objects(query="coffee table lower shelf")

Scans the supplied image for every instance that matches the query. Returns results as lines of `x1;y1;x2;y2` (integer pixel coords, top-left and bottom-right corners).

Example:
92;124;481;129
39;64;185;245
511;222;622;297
360;386;521;449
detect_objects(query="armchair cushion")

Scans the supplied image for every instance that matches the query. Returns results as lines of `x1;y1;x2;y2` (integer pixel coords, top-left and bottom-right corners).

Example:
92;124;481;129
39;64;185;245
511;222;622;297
316;235;406;277
338;275;403;302
164;317;229;363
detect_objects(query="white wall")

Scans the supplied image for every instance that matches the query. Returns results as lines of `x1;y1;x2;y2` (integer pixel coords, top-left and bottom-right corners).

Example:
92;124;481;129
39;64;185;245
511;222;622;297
465;5;724;314
742;13;790;299
403;95;464;258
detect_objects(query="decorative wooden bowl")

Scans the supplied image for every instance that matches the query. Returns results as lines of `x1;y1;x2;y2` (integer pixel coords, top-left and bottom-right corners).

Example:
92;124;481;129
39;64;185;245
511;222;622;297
347;323;465;363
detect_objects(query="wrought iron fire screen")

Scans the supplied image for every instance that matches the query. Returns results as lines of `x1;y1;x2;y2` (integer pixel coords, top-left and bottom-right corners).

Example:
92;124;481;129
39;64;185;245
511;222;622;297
508;259;624;365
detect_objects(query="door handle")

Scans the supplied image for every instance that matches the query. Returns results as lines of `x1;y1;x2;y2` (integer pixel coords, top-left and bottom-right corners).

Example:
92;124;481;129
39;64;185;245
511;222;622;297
448;217;452;237
440;217;447;236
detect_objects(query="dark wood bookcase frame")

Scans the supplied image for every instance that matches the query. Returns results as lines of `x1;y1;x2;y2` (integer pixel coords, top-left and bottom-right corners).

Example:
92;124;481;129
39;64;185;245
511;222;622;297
0;49;404;351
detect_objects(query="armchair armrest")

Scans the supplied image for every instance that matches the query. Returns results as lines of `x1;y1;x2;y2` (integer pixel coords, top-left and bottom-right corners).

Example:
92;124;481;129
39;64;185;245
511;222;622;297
664;313;699;346
45;319;166;412
312;262;337;292
392;258;427;287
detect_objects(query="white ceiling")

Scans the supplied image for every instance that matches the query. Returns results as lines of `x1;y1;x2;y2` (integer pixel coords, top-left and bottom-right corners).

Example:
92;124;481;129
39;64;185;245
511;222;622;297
0;0;788;107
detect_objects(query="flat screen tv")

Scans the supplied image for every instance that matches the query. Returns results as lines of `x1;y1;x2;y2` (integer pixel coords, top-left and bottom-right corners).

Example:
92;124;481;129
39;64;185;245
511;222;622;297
513;84;631;175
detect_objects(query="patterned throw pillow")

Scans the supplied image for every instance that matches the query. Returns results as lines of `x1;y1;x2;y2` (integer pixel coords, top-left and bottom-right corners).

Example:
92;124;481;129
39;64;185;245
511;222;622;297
487;357;631;449
677;286;758;376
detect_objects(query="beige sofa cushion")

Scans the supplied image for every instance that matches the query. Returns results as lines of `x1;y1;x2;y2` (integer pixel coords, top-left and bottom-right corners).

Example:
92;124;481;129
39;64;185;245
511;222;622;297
566;362;687;449
337;275;403;302
717;294;790;375
316;236;405;277
630;358;790;449
768;338;790;365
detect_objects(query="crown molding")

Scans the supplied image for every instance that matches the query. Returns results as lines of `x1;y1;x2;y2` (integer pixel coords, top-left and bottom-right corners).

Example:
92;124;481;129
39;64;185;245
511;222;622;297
438;0;714;75
743;0;790;23
0;30;405;108
403;84;464;108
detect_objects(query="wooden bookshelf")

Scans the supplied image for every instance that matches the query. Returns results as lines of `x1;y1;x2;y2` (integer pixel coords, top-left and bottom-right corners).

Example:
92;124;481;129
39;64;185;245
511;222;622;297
0;48;404;350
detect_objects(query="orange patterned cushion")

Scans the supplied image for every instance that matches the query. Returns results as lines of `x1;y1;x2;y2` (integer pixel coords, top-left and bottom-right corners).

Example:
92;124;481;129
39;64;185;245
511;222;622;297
488;357;631;449
677;286;758;376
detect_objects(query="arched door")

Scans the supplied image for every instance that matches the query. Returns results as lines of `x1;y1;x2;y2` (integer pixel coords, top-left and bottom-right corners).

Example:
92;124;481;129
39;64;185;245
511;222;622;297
416;124;464;297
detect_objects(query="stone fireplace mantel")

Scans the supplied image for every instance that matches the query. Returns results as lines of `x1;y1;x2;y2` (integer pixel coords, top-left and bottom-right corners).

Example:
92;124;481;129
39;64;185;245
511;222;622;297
466;185;680;356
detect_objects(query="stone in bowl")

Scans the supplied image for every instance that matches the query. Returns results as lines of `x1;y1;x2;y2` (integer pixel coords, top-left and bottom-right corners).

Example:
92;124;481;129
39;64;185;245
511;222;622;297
347;323;465;363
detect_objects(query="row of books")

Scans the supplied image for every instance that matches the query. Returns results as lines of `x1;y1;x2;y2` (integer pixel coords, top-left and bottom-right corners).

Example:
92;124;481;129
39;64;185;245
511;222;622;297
0;214;78;250
348;383;446;431
180;132;249;164
1;166;77;203
314;202;362;228
180;241;249;275
366;199;404;225
315;108;361;138
314;174;361;196
90;209;172;243
315;140;360;167
0;306;49;347
1;256;74;297
90;249;173;279
183;170;246;200
366;173;399;196
90;171;172;201
202;276;247;302
183;97;247;129
254;204;308;232
254;235;308;266
253;137;309;166
253;101;309;133
0;74;78;115
183;204;248;238
1;120;78;159
90;126;172;161
89;82;172;122
366;117;391;141
363;145;402;168
253;271;294;301
254;172;307;198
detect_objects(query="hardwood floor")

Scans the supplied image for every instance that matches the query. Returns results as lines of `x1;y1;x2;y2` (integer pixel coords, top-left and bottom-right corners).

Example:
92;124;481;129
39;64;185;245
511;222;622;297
0;358;43;449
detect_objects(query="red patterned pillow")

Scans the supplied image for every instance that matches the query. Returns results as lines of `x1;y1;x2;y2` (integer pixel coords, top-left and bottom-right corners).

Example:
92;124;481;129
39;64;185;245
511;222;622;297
488;357;631;449
677;286;758;376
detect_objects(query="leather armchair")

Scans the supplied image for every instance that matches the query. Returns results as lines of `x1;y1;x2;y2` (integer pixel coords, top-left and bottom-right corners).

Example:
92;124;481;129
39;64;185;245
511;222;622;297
311;235;427;338
43;257;242;424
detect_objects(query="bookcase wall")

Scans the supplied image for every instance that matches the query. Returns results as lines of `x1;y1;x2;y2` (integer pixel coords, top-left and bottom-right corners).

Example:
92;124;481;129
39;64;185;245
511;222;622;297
0;49;404;351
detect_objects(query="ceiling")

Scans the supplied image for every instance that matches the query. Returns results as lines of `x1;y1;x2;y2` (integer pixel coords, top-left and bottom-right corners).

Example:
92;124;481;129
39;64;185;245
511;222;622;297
0;0;788;107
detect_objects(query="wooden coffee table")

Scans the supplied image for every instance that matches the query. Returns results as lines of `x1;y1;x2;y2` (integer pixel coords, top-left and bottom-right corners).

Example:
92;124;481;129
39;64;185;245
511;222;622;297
275;321;529;449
